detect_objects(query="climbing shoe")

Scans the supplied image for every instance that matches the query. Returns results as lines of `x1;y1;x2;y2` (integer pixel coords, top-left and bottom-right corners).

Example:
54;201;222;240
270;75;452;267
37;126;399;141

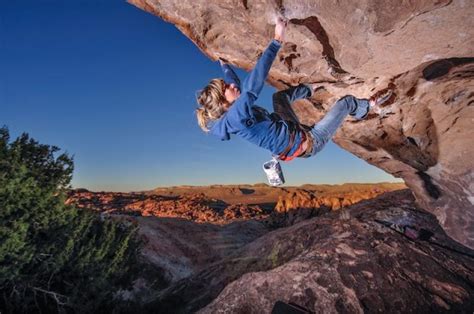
369;88;394;116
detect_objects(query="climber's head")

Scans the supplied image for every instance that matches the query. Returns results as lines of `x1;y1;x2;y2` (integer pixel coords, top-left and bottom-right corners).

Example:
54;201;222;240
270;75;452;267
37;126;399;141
196;79;240;132
223;82;240;104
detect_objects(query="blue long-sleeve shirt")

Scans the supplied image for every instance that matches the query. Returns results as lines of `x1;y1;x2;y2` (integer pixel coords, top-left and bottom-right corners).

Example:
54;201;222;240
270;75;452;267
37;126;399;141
209;40;303;157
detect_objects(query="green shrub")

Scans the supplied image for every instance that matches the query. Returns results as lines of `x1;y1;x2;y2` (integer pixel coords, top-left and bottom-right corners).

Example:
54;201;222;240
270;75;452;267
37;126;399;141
0;127;142;313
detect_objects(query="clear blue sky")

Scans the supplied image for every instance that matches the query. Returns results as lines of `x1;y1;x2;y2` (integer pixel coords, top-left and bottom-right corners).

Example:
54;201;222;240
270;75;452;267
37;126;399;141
1;0;400;192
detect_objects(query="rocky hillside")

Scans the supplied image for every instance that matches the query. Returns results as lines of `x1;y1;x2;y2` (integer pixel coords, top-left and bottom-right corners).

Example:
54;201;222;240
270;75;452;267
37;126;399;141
197;190;474;313
112;189;474;313
127;0;474;248
67;185;474;312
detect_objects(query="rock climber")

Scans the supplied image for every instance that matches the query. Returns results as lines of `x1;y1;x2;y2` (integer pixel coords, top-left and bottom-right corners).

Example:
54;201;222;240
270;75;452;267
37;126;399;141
195;17;392;179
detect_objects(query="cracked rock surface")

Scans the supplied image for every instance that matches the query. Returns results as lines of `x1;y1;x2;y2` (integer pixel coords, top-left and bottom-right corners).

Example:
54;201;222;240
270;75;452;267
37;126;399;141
128;1;474;247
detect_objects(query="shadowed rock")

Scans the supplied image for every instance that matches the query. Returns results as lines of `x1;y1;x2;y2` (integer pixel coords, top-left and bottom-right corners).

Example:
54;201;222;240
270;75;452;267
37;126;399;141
138;190;474;313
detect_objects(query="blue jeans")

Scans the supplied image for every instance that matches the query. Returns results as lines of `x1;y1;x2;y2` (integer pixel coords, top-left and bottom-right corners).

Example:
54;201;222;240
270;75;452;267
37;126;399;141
272;84;369;157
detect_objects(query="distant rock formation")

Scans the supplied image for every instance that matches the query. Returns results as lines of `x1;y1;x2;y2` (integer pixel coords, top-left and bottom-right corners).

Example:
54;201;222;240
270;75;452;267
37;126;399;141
67;190;270;224
273;189;383;226
128;0;474;248
67;183;403;225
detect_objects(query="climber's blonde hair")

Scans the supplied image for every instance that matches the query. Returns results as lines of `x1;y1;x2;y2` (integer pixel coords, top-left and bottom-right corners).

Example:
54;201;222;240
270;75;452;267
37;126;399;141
196;79;228;132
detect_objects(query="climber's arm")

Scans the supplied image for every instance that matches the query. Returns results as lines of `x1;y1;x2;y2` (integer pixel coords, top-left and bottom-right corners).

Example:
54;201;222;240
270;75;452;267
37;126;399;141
219;60;241;89
241;17;287;101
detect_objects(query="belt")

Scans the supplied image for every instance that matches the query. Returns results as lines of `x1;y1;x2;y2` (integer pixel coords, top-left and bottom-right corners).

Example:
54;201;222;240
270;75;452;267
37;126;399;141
278;123;315;161
279;130;313;161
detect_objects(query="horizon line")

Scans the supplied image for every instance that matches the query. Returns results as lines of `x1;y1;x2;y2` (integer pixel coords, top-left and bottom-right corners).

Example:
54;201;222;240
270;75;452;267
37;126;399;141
71;180;406;193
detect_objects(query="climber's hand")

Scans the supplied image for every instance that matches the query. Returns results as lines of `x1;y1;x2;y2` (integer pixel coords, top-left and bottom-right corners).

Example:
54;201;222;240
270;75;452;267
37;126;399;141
274;16;288;43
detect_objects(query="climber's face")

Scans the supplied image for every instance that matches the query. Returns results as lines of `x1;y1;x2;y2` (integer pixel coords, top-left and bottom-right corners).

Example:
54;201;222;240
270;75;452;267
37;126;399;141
224;83;240;108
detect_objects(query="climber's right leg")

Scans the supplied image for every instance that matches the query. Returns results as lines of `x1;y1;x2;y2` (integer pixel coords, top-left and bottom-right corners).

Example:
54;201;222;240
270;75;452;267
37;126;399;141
309;95;369;156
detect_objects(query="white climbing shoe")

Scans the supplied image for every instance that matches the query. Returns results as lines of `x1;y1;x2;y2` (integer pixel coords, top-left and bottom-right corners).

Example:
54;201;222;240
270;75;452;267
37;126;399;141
369;88;394;117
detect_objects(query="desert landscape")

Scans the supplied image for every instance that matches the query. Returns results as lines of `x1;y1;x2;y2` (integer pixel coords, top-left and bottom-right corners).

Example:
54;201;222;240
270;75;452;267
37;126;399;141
67;182;405;223
64;183;474;313
3;0;473;312
65;183;474;313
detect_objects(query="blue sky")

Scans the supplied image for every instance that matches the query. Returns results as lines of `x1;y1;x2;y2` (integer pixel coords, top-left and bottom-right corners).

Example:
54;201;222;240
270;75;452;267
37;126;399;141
1;0;400;191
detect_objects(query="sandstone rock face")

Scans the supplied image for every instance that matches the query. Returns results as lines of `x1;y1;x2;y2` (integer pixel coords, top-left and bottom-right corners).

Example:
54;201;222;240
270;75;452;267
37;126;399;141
140;190;474;313
128;0;474;248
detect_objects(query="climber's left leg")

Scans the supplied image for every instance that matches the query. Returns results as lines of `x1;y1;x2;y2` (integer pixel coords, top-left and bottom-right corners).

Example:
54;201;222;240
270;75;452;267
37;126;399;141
308;95;369;156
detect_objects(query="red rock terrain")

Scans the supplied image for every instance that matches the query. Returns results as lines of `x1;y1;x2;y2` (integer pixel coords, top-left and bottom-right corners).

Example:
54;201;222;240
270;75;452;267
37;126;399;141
128;0;474;249
67;183;404;224
199;191;474;313
68;185;473;312
125;190;473;313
